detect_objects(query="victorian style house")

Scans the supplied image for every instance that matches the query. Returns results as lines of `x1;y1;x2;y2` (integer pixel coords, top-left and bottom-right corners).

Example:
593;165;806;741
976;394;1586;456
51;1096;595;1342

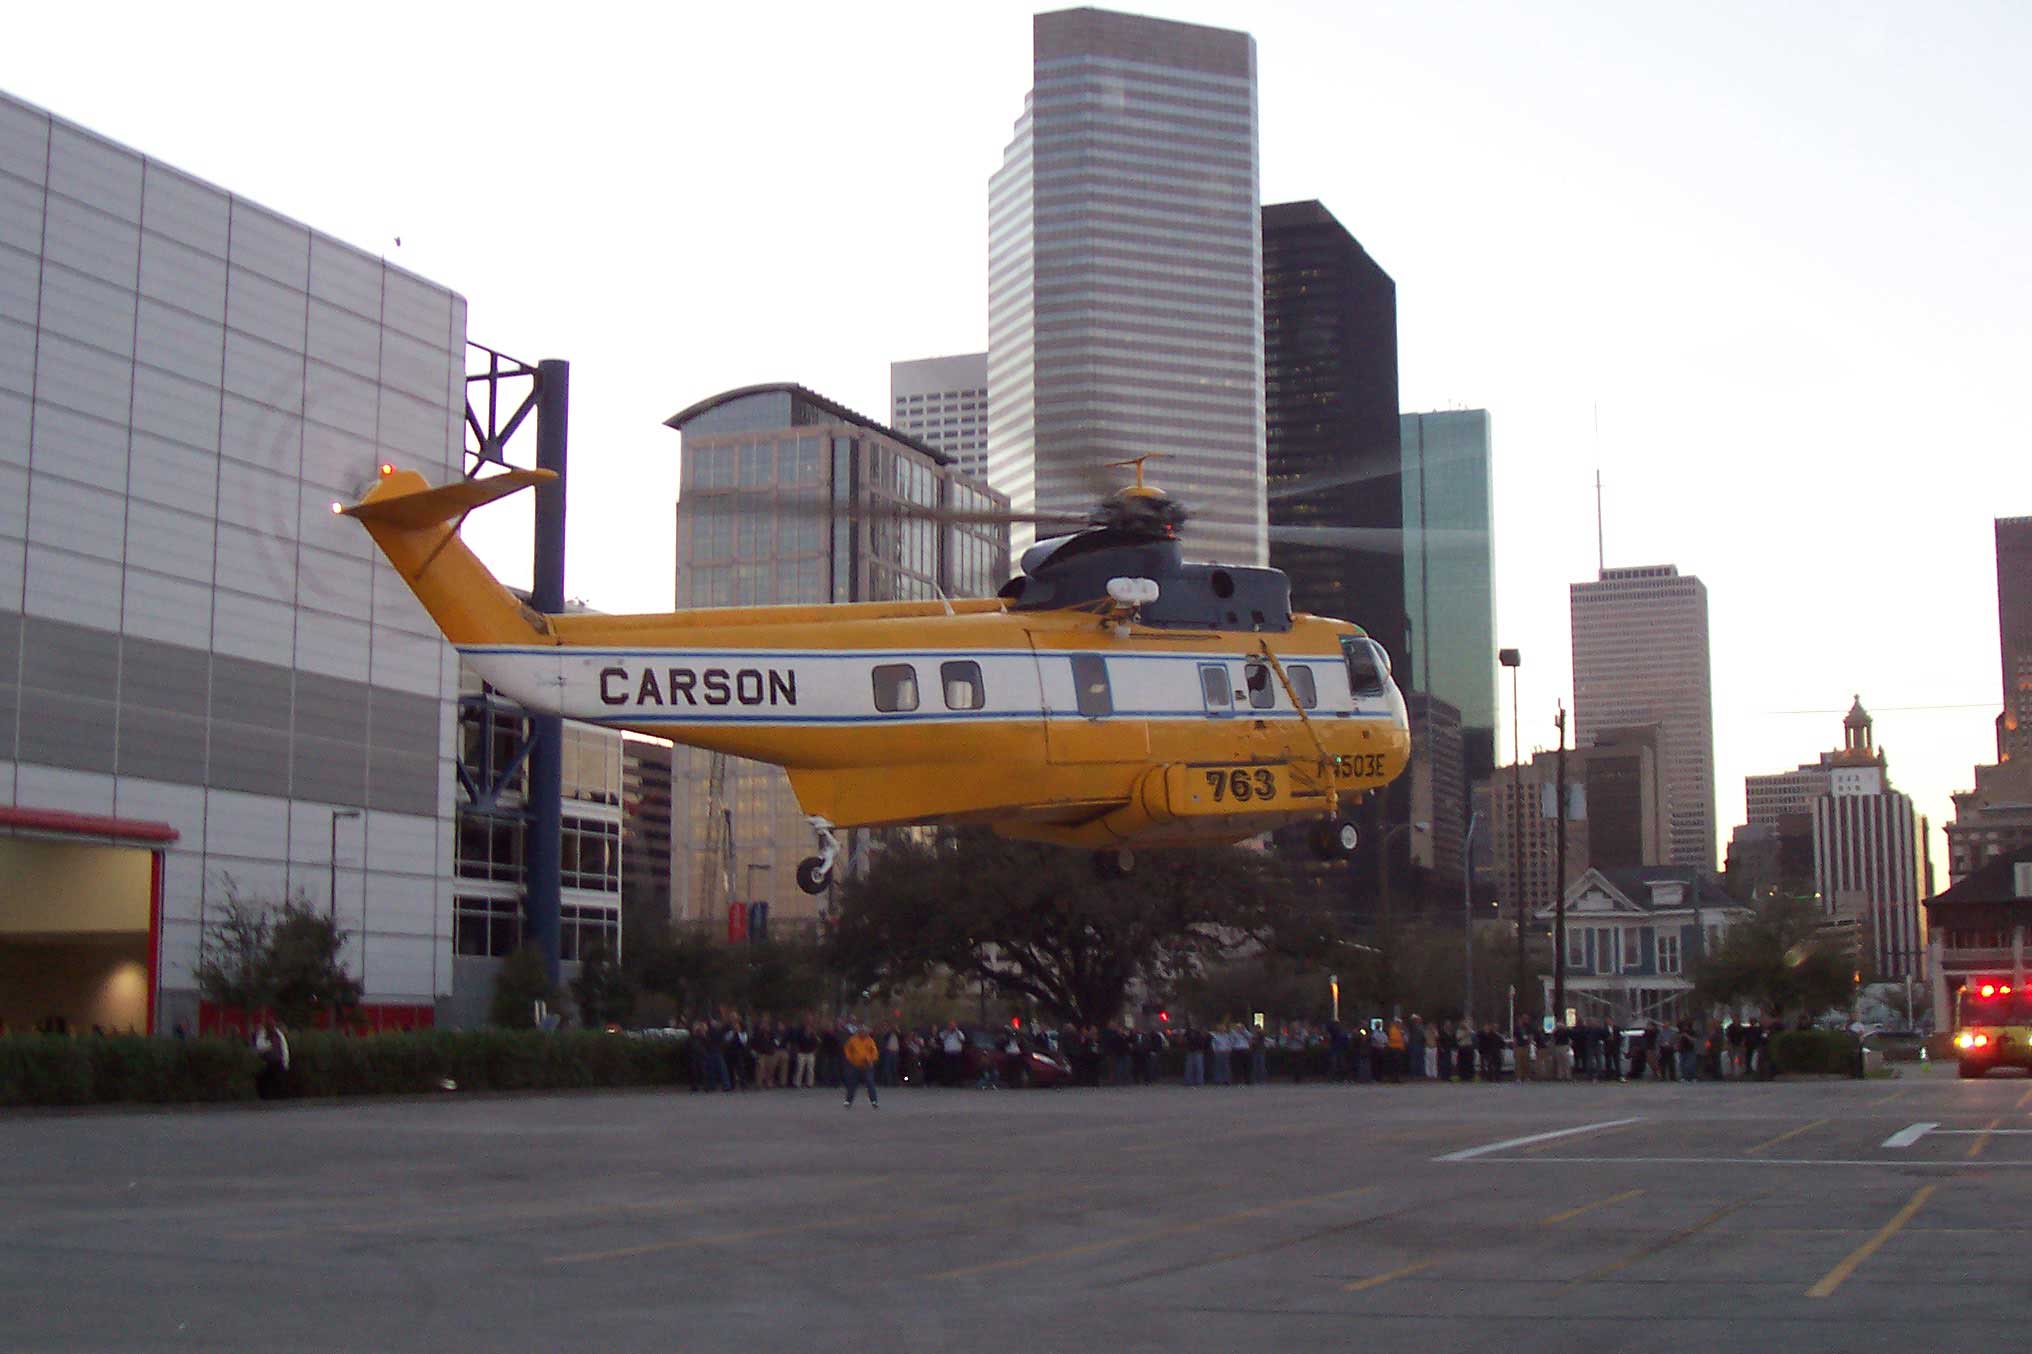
1534;867;1750;1025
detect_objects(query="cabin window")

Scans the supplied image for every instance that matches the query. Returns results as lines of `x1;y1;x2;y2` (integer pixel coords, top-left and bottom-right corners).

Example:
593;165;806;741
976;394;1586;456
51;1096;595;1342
1070;655;1113;717
1341;637;1387;697
1288;664;1318;709
941;660;985;711
1245;661;1275;710
1199;663;1231;709
872;663;919;713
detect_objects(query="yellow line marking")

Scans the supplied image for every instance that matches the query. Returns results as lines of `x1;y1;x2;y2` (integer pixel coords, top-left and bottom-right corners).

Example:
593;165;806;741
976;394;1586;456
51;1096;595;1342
2015;1083;2032;1110
1561;1194;1766;1290
1747;1119;1828;1156
1874;1087;1911;1107
1541;1188;1644;1226
929;1184;1374;1280
1806;1185;1936;1299
1343;1257;1440;1292
1969;1116;2005;1159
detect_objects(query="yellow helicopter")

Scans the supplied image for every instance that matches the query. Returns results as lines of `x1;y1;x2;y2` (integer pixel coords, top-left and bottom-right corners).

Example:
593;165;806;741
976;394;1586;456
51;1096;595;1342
342;457;1410;892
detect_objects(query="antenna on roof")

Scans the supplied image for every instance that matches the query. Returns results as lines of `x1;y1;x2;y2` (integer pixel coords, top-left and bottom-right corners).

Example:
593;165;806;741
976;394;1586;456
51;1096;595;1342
1593;402;1605;578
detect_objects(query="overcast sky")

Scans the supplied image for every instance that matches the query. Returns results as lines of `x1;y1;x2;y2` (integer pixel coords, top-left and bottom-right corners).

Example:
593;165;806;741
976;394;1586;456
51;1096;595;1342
6;1;2028;869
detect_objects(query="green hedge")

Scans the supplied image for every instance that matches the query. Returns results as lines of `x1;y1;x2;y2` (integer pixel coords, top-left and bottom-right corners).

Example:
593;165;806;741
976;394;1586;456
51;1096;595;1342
1770;1029;1861;1075
1;1035;259;1107
0;1031;693;1108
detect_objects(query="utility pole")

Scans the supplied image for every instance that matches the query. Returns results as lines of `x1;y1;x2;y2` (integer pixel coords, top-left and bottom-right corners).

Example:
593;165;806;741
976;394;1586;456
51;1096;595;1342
1500;648;1523;1025
1553;703;1569;1025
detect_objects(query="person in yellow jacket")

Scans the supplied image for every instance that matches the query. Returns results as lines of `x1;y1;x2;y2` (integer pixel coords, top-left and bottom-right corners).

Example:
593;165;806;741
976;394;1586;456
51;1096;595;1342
843;1025;880;1109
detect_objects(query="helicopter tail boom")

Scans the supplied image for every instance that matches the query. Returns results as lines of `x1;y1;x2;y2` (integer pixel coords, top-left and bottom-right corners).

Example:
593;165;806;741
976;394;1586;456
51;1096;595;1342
340;467;556;648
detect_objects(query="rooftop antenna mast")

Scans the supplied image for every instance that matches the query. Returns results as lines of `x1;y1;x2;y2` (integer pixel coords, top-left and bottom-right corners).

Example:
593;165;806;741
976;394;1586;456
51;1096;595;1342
1593;402;1605;577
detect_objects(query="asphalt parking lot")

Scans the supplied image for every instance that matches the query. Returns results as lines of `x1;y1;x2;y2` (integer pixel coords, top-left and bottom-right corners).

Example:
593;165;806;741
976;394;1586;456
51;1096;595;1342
3;1069;2025;1352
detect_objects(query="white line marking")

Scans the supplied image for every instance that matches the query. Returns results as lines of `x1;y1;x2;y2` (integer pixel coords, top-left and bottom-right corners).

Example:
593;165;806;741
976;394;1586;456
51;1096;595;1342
1882;1123;1939;1148
1435;1118;1644;1162
1463;1155;2018;1168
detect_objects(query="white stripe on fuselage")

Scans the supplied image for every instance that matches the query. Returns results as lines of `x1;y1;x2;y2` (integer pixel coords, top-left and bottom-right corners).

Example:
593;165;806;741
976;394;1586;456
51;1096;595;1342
457;644;1398;728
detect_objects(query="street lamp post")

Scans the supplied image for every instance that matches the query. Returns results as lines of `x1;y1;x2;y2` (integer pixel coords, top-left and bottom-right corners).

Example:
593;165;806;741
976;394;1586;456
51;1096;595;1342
328;809;361;923
1379;819;1430;1018
1499;647;1524;1023
1463;809;1481;1028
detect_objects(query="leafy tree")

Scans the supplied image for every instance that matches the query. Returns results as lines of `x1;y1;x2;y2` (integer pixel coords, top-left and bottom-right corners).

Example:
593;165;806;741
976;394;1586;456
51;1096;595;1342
193;880;360;1026
490;944;560;1029
634;927;737;1016
194;888;276;1015
825;830;1318;1029
266;901;362;1027
1692;891;1856;1021
571;942;634;1027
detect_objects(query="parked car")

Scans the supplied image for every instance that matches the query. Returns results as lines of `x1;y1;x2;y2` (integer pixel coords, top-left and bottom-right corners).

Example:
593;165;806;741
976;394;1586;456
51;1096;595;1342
957;1027;1073;1088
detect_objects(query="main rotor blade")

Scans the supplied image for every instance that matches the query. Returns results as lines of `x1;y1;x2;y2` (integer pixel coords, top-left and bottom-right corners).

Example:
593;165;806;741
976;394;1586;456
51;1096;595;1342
1265;445;1486;503
687;489;1090;534
1259;524;1489;551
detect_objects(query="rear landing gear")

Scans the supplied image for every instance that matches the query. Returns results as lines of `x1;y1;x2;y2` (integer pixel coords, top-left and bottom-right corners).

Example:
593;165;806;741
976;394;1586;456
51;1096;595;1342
1310;817;1360;861
1093;847;1136;881
798;818;841;894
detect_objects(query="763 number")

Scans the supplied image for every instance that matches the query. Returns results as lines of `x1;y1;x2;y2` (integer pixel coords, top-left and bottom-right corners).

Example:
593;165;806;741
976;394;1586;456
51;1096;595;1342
1205;767;1277;803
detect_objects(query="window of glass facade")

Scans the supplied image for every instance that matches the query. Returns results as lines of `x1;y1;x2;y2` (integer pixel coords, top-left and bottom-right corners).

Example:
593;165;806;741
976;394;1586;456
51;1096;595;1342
456;817;524;882
560;817;621;892
561;904;620;962
453;895;520;957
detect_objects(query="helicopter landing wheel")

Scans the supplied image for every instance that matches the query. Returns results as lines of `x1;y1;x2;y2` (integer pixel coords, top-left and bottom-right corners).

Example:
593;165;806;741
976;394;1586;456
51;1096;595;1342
1310;817;1360;861
1093;847;1136;881
796;857;832;894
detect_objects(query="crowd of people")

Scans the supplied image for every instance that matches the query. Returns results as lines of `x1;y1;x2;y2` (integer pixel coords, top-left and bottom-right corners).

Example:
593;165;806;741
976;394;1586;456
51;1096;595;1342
676;1011;1800;1092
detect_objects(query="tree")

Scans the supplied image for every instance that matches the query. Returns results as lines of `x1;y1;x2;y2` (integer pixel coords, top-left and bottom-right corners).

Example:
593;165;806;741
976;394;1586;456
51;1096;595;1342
825;830;1318;1029
193;879;360;1026
490;944;560;1028
572;942;634;1027
1692;891;1856;1021
193;888;276;1016
266;901;362;1027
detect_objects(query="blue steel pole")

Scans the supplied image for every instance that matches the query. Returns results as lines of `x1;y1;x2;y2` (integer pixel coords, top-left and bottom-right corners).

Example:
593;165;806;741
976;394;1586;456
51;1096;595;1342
525;359;569;987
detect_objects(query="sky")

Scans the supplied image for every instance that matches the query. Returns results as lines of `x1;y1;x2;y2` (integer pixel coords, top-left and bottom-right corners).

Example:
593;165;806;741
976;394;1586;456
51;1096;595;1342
5;1;2028;870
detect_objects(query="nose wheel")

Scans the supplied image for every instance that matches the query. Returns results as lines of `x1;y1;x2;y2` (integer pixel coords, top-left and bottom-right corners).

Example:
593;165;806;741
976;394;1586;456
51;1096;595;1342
1310;817;1360;861
1092;847;1136;881
798;818;841;894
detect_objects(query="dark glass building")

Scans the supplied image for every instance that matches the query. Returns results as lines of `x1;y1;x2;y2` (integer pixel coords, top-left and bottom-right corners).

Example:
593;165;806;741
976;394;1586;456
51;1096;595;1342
1261;200;1405;672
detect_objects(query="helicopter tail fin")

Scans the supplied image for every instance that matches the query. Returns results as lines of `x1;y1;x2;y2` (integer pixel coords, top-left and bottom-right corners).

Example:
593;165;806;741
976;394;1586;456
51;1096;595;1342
339;467;556;648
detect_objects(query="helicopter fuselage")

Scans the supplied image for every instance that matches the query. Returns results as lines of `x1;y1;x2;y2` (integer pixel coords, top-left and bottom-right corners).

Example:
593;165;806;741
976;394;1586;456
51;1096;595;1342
464;596;1409;849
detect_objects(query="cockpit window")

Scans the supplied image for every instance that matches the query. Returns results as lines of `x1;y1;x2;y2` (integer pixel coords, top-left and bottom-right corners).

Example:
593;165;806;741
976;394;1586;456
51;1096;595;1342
1341;638;1387;698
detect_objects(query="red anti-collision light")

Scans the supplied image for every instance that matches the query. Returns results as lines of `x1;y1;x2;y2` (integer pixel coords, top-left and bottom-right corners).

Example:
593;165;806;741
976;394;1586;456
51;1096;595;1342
1976;1034;1991;1047
1981;984;1998;997
378;462;395;477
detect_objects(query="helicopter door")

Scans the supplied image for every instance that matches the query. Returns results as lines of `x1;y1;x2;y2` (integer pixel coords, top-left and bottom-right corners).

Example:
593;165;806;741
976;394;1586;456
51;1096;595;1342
1031;639;1151;764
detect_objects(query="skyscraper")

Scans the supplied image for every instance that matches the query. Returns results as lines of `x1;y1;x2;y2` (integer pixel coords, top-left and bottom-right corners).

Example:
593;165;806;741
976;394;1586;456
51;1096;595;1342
1571;565;1717;872
1812;700;1925;978
1260;200;1403;670
666;383;1008;928
1998;516;2032;763
891;353;988;482
1401;409;1496;763
988;8;1265;565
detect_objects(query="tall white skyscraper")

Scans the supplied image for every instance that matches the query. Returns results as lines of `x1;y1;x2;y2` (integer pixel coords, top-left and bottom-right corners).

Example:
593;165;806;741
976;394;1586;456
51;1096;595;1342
1812;700;1925;978
988;8;1266;564
891;353;988;482
1571;565;1717;872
